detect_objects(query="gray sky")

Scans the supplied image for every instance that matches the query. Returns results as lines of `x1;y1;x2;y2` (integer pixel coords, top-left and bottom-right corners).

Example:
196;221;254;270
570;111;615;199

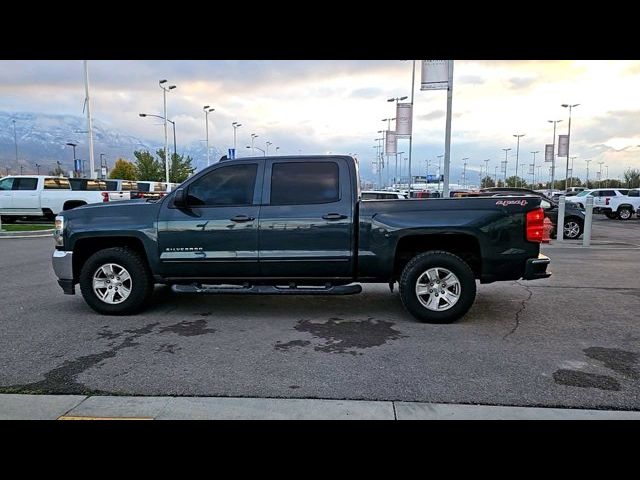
1;60;639;182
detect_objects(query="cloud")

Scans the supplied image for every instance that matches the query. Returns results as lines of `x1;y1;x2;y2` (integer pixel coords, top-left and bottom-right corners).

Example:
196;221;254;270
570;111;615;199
458;75;484;85
508;76;538;90
350;87;383;99
419;110;445;121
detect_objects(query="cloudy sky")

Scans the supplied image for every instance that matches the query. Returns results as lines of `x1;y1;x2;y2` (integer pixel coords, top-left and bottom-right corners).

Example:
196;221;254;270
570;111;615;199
1;60;640;184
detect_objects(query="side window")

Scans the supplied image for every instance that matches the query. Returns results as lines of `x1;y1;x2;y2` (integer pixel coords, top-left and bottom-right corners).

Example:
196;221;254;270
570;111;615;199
105;181;117;190
187;163;258;206
618;189;629;195
14;178;38;190
137;182;150;192
602;190;616;197
44;178;70;189
361;193;376;200
270;162;339;205
0;178;15;191
629;190;640;197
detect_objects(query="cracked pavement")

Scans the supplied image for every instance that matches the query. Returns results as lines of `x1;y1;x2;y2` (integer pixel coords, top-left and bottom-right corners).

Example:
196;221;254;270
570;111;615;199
1;216;639;410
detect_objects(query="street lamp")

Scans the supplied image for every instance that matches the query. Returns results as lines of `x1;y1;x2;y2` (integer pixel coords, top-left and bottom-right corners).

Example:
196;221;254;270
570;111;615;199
585;159;592;188
502;148;511;186
232;122;242;152
203;106;215;167
275;146;280;155
266;141;272;156
548;119;563;189
598;161;604;188
66;142;77;176
250;133;259;155
513;133;525;187
35;163;41;175
246;145;265;156
530;151;539;187
561;103;580;191
461;158;469;188
159;79;177;183
139;113;177;160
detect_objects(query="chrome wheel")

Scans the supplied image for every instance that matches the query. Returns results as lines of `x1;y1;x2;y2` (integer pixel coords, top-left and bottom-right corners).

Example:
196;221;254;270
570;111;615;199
564;221;581;238
415;267;461;311
92;263;132;304
619;208;632;220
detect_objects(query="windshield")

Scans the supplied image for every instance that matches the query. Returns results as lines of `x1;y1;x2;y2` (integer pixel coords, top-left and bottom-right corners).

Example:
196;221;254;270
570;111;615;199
575;190;591;197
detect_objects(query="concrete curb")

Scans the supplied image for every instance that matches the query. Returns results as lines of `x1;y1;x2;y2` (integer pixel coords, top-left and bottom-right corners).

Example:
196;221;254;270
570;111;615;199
2;394;639;420
0;229;54;238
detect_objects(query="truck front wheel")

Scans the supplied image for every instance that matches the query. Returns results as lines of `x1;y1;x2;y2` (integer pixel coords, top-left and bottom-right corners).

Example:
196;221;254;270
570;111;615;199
399;251;476;324
79;247;154;315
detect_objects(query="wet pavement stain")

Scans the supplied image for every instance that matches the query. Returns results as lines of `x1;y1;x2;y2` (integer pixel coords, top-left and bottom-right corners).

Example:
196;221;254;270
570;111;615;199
584;347;639;379
159;319;216;337
291;317;406;356
553;369;620;391
155;343;180;354
0;322;160;395
275;340;311;351
97;327;122;341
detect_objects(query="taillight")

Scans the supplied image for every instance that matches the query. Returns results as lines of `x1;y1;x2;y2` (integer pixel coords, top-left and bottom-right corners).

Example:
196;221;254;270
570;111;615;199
526;208;544;243
101;192;109;202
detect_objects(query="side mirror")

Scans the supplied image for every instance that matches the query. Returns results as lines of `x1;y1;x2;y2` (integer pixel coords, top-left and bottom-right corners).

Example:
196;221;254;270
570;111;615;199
173;188;187;208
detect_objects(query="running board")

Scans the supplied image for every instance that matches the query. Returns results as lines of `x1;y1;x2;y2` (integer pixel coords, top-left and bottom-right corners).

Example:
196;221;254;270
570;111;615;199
171;283;362;295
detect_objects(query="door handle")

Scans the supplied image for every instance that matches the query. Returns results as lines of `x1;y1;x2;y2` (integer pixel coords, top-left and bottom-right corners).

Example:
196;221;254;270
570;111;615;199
322;213;347;220
230;215;255;222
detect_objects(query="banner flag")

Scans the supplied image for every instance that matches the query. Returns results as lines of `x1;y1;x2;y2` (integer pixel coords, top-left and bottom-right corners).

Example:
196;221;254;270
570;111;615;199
421;60;449;90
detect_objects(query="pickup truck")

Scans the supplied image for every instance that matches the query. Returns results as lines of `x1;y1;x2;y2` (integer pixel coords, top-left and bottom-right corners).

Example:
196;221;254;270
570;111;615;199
51;155;551;323
0;175;107;222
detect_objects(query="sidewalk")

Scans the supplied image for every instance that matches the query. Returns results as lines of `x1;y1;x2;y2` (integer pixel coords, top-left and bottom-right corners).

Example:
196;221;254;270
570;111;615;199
1;394;639;420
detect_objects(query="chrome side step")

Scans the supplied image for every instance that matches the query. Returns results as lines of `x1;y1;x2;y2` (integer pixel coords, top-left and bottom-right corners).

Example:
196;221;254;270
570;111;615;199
171;283;362;295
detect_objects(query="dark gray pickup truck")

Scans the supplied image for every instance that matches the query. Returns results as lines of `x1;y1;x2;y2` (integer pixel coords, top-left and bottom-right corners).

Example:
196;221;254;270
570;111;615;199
52;155;550;323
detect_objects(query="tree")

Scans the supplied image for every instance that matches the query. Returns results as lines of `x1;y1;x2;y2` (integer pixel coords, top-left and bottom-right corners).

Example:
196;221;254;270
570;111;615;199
157;148;195;183
480;175;495;188
109;158;137;180
134;150;164;181
623;168;640;188
505;176;528;188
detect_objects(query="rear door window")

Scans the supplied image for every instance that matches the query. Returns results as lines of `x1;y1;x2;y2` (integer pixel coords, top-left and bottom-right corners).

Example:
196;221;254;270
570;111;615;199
44;178;70;189
270;162;340;205
14;178;38;190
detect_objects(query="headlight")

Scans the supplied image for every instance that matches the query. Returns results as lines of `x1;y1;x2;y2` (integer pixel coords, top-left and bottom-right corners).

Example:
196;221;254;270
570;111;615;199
54;215;64;246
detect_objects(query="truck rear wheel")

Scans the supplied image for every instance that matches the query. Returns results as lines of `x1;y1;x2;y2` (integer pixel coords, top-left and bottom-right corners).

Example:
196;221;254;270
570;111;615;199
79;247;154;315
399;251;476;324
618;207;633;220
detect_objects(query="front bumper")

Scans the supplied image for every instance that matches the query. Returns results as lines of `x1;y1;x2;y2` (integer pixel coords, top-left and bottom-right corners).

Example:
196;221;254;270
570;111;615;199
52;250;75;294
522;254;551;280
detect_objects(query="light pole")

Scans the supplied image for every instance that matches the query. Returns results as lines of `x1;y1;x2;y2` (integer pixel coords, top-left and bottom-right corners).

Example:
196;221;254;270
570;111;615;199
12;119;18;164
35;163;41;175
461;157;469;188
483;159;490;185
561;103;580;191
437;154;444;191
494;165;498;186
388;96;408;189
246;145;265;156
547;119;563;190
501;148;511;186
159;80;176;183
251;133;259;155
275;146;280;155
139;113;177;160
513;134;525;187
531;151;539;187
203;106;215;167
66;142;77;176
568;156;577;188
232;122;242;153
585;159;592;188
598;161;604;188
99;153;107;179
605;165;609;187
266;141;272;156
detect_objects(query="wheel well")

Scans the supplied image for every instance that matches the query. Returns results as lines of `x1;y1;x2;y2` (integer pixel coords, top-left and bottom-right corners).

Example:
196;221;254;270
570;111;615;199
617;204;634;210
394;234;482;279
63;200;87;211
72;236;148;279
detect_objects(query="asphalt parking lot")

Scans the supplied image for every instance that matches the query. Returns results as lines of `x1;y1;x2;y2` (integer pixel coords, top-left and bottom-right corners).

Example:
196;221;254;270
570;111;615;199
1;215;639;410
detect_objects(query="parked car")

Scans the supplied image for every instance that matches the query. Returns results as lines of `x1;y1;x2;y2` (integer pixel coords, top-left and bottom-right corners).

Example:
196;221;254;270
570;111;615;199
480;187;585;239
602;188;640;220
0;175;107;222
361;190;407;200
52;155;550;324
565;188;630;214
69;178;130;202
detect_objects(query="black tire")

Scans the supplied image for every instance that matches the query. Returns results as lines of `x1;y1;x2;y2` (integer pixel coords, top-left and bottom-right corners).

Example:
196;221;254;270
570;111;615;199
79;247;154;315
605;212;619;220
399;251;477;324
618;207;633;221
563;218;583;239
